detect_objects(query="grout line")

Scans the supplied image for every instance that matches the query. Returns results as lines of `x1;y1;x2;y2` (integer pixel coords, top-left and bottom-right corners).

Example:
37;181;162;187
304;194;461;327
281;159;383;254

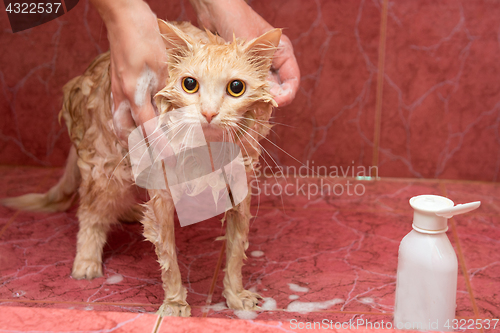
372;0;389;168
0;300;495;320
1;166;499;185
251;204;497;217
151;314;163;333
0;298;231;309
202;239;226;318
255;174;500;185
439;183;484;333
0;299;163;307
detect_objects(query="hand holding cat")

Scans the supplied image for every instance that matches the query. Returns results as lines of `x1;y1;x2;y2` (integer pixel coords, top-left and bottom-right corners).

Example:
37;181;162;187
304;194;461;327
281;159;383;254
267;33;300;107
91;0;168;147
190;0;300;107
91;0;301;146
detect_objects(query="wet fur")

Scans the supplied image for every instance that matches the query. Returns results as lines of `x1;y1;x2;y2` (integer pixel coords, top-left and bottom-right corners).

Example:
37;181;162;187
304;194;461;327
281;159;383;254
2;21;280;316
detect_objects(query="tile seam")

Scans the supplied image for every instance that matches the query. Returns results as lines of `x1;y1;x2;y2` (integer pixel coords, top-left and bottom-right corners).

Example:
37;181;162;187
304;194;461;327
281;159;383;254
440;182;484;333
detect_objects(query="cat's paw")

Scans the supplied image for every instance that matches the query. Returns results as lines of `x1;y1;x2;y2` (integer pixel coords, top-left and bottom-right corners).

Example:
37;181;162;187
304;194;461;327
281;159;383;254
71;258;103;280
223;289;261;311
156;301;191;317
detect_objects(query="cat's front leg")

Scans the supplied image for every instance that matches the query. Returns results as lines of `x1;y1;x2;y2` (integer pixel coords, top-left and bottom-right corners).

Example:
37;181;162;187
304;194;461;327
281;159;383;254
142;190;191;317
223;191;261;311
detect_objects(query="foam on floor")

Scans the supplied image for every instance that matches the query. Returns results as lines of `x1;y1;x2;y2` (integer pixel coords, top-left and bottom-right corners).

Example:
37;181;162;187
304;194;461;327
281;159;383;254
288;283;309;293
286;298;344;314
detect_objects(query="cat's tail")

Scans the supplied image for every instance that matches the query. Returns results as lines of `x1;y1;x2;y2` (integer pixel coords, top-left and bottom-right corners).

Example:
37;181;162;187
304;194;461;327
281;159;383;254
1;146;81;213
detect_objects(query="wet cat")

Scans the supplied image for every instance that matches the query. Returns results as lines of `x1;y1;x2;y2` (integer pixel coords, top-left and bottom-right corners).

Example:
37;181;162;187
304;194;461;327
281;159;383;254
2;19;281;317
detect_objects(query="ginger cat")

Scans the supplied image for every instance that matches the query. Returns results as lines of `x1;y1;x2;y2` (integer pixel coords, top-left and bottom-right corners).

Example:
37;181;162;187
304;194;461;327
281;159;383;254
2;20;281;316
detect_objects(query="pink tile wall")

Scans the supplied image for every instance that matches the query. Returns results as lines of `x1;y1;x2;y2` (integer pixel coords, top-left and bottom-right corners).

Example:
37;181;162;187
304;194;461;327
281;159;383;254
1;0;499;181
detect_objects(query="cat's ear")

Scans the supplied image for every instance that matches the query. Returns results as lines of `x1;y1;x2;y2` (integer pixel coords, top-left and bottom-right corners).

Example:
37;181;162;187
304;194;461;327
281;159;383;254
244;29;282;68
157;19;192;52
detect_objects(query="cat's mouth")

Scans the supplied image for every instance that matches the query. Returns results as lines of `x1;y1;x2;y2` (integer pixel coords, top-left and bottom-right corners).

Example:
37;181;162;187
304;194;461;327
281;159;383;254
201;123;227;142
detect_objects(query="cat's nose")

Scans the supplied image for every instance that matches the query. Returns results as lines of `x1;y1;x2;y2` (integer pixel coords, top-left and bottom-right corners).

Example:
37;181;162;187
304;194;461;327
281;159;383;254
201;110;218;123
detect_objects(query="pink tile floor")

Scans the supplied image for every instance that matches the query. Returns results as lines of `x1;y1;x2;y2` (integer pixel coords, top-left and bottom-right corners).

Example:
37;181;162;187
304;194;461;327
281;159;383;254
0;166;499;332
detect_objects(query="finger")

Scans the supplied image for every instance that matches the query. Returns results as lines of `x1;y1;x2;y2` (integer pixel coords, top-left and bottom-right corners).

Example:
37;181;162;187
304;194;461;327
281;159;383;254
272;79;299;107
269;56;300;107
126;66;160;126
275;55;300;89
269;36;301;107
271;35;296;75
111;98;135;147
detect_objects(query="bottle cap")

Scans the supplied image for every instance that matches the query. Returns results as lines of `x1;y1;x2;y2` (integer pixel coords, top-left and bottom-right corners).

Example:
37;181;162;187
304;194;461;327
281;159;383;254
409;195;480;234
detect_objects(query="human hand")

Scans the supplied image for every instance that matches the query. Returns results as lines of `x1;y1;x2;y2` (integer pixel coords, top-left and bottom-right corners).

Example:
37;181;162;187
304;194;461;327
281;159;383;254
91;0;168;147
189;0;300;107
267;33;300;107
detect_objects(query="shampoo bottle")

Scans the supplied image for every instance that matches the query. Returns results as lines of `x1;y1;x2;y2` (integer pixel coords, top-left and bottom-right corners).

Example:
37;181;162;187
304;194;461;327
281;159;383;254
394;195;480;331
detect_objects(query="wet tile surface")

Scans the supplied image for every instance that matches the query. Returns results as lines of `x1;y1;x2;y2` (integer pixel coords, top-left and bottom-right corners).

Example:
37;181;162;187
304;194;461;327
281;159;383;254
0;167;499;332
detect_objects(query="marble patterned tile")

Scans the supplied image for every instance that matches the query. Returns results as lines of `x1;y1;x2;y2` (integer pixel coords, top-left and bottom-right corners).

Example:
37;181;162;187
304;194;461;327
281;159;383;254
0;208;224;310
0;166;494;329
250;176;444;213
0;306;159;332
443;182;500;217
207;206;475;318
378;0;500;181
443;182;500;321
255;0;380;173
452;213;500;320
0;300;158;313
2;0;500;182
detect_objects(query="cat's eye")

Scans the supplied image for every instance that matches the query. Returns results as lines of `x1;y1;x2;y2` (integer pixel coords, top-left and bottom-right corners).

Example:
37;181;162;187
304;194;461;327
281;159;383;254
182;77;199;94
227;80;246;97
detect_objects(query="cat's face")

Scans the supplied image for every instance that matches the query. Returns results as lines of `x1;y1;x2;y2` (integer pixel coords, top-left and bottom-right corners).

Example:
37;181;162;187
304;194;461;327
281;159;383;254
155;21;281;142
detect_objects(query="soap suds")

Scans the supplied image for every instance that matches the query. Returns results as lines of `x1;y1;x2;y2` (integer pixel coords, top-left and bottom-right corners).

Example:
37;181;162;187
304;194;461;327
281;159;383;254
134;67;157;107
261;297;277;311
288;283;309;293
111;100;131;138
251;250;264;257
12;290;26;298
202;302;227;312
359;297;374;304
234;310;258;320
286;298;344;314
289;295;300;300
106;274;124;284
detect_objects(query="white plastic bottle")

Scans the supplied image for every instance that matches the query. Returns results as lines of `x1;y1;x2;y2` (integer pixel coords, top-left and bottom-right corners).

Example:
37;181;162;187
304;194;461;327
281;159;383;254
394;195;480;331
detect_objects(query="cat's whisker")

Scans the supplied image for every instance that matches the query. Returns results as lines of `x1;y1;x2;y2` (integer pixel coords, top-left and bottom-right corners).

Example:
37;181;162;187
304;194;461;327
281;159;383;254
134;121;187;183
233;123;289;207
144;122;192;187
236;121;307;173
238;116;291;134
225;126;263;225
238;118;293;138
106;120;186;192
106;121;184;190
236;123;282;175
